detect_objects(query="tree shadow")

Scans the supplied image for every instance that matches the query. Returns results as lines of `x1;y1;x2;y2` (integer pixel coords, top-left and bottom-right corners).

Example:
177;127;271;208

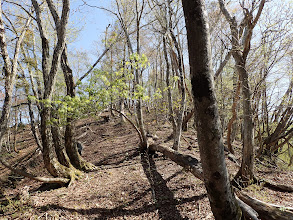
140;153;186;220
32;192;206;219
94;149;140;168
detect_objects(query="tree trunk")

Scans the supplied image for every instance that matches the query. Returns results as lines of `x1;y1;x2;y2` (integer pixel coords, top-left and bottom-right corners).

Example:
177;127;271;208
135;0;148;150
163;36;176;132
226;79;241;154
182;0;241;219
61;47;96;171
218;0;266;185
32;0;80;180
169;31;186;151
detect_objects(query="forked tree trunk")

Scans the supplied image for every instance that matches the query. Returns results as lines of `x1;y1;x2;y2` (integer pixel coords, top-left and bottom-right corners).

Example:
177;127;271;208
182;0;241;219
32;0;76;180
218;0;266;185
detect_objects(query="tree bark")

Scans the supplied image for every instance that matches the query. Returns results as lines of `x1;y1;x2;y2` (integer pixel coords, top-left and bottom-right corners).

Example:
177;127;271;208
182;0;241;219
32;0;79;180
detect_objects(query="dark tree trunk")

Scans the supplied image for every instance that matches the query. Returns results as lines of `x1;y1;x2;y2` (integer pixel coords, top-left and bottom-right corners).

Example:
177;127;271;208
182;0;241;219
61;47;96;171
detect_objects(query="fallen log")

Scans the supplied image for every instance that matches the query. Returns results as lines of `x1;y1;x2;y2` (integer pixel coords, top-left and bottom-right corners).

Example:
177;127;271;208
263;179;293;192
236;190;293;220
149;142;203;181
148;141;293;220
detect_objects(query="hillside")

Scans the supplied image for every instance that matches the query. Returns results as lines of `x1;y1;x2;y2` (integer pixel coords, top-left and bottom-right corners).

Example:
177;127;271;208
0;114;292;219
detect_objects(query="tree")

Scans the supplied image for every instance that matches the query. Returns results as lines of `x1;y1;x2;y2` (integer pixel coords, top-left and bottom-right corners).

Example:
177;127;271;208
218;0;266;185
182;0;241;219
31;0;82;182
0;0;32;143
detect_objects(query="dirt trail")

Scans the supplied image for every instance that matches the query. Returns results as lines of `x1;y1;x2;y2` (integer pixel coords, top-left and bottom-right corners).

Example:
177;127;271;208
0;116;292;219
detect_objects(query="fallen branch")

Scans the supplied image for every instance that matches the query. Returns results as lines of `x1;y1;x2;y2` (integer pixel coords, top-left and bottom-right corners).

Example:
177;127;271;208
149;142;203;181
0;159;69;185
236;190;293;220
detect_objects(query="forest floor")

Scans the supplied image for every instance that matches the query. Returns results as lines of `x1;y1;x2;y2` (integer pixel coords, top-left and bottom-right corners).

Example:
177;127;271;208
0;111;292;219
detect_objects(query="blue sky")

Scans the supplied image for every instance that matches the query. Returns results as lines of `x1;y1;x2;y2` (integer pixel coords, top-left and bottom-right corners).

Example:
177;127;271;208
69;0;113;54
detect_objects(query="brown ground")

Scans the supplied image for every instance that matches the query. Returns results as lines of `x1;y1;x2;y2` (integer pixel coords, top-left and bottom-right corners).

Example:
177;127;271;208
0;112;292;219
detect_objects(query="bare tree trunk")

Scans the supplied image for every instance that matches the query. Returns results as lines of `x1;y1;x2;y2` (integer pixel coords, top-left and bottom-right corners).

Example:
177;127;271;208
169;31;186;151
233;55;255;185
163;36;176;132
226;79;241;154
19;63;42;150
135;0;148;150
182;1;241;219
218;0;266;185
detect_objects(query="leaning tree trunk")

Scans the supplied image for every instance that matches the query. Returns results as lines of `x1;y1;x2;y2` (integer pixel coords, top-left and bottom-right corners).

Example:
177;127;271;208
182;0;241;219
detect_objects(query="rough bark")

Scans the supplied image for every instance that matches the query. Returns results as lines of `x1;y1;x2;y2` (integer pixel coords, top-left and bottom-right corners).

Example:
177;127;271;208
182;0;241;219
32;0;79;179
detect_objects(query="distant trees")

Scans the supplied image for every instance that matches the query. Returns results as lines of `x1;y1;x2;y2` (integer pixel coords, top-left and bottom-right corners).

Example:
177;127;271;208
0;0;32;144
0;0;292;218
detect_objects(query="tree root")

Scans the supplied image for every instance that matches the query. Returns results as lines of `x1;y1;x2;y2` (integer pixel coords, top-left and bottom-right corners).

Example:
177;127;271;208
0;159;69;185
79;159;97;172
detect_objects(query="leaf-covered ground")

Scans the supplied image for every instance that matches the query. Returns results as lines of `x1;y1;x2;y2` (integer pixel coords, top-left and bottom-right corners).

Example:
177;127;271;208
0;113;292;219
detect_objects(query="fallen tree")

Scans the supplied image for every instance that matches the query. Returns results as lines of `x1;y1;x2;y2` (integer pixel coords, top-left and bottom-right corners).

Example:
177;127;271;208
148;140;293;220
113;104;293;219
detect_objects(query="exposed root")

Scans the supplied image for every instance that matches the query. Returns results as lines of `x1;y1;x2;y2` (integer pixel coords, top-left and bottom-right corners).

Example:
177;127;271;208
0;159;69;185
80;159;97;172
